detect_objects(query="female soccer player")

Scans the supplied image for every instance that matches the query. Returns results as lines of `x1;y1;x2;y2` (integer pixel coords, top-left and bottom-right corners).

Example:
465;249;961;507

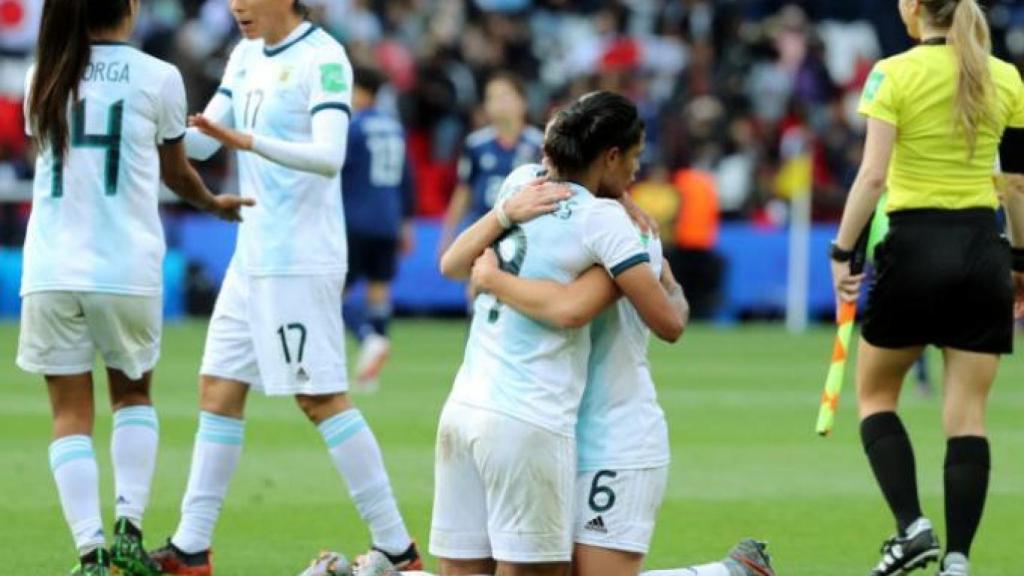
830;1;1024;575
149;1;417;574
18;1;248;574
431;92;684;576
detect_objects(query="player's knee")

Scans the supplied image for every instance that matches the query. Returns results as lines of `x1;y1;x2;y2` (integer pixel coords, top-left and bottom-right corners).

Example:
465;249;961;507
439;557;496;576
198;376;248;419
295;393;351;424
108;373;152;411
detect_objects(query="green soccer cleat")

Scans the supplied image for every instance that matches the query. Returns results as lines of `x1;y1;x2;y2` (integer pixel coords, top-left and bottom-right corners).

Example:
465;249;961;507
110;518;162;576
69;548;111;576
726;539;776;576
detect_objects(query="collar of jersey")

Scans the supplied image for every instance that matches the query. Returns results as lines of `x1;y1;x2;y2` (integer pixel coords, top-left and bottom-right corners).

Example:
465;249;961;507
263;22;318;57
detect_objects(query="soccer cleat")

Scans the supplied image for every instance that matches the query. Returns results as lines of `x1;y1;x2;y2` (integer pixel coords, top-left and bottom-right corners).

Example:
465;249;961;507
297;550;352;576
372;542;422;571
938;553;969;576
149;539;213;576
70;548;111;576
869;518;941;576
352;550;397;576
354;334;390;393
110;518;161;576
726;539;776;576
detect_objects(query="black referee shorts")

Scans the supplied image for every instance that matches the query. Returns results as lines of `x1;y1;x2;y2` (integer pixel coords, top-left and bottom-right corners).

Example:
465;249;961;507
347;233;399;285
862;208;1013;355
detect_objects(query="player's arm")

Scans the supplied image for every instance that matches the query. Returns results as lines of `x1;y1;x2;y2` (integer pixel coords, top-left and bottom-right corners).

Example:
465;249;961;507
159;141;253;221
439;183;471;251
472;253;619;329
189;108;349;178
659;257;691;329
184;90;233;161
439;180;571;279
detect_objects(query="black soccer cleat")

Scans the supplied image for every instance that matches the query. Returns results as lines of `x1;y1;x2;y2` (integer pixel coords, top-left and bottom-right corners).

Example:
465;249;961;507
371;542;422;571
868;518;940;576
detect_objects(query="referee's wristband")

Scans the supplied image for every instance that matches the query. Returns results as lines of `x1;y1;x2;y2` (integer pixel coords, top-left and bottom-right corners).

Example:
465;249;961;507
829;241;854;263
1012;247;1024;272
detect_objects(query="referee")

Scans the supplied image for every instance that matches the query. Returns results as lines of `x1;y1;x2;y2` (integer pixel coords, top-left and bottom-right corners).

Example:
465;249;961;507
830;1;1024;576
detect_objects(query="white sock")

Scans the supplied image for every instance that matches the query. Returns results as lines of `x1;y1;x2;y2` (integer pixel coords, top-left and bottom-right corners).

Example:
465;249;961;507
318;409;411;555
643;562;738;576
49;435;105;555
112;405;159;527
172;411;244;554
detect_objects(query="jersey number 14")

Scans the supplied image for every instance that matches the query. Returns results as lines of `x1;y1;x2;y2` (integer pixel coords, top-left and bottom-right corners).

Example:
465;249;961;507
52;99;124;198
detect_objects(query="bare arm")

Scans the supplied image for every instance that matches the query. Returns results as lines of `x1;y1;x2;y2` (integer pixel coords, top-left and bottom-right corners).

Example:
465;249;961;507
472;251;620;328
613;262;685;342
439;181;572;279
159;140;253;221
832;118;895;302
659;257;690;332
439;184;471;252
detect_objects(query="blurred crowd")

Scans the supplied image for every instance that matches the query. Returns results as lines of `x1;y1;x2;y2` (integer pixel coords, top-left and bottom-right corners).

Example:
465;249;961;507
3;0;1024;249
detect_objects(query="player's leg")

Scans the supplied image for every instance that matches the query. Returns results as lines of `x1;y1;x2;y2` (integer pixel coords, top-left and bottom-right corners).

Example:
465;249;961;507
296;391;417;565
856;341;938;575
430;402;495;576
354;236;399;391
151;269;256;574
639;540;775;576
937;348;998;576
18;292;110;572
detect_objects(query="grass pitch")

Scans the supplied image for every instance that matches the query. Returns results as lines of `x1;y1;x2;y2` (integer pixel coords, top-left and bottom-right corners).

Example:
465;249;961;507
1;320;1022;575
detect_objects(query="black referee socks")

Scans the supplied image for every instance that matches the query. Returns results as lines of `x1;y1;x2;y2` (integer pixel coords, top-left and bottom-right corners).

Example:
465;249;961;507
944;435;991;558
860;412;924;534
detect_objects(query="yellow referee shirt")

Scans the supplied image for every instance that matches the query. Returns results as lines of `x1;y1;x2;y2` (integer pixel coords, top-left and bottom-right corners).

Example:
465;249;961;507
858;44;1024;211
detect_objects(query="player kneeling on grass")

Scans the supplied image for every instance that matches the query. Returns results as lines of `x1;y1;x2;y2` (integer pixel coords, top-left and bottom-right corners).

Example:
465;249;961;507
18;1;249;575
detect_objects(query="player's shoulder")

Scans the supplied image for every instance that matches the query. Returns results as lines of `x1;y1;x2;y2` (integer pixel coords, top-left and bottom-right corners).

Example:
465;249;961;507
989;55;1022;88
303;26;349;61
466;126;498;149
496;163;546;202
116;47;182;88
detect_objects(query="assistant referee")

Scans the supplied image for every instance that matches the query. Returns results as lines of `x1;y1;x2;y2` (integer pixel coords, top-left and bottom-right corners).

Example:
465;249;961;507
830;1;1024;576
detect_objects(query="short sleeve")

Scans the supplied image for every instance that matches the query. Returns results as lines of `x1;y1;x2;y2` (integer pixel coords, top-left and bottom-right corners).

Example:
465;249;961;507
457;151;473;183
858;61;899;126
157;68;188;144
582;201;649;276
218;42;247;99
23;66;34;136
308;47;353;118
1010;76;1024;128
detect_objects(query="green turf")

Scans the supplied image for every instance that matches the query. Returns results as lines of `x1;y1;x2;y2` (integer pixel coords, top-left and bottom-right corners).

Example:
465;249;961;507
2;320;1022;575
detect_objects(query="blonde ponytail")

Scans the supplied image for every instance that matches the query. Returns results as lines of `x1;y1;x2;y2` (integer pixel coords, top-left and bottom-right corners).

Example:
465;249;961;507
946;0;994;157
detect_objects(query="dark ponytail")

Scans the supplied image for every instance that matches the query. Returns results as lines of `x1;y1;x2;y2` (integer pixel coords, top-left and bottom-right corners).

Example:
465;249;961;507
543;91;644;177
28;0;132;156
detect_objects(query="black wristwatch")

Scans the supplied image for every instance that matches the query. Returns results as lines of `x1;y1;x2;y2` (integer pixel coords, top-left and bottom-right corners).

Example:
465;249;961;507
829;241;854;263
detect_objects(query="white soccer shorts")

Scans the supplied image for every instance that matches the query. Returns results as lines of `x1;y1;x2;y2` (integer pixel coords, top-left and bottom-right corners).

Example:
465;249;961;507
200;267;348;396
574;467;669;554
430;400;575;563
17;291;162;380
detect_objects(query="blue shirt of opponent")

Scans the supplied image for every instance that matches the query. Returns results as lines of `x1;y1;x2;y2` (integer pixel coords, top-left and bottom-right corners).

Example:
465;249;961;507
343;107;415;238
458;125;543;221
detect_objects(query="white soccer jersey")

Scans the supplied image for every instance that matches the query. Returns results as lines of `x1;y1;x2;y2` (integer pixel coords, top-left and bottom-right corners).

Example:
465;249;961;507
21;43;187;297
577;234;671;471
450;164;651;437
219;22;352;276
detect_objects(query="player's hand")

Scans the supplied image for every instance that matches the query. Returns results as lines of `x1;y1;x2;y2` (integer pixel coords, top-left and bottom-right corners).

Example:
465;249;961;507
503;180;572;224
190;114;254;151
1013;272;1024;319
831;259;864;304
620;192;659;236
470;248;501;294
209;194;255;222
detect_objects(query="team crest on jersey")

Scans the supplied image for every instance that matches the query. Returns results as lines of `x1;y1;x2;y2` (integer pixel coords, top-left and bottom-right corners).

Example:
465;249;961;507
278;66;293;84
320;63;348;93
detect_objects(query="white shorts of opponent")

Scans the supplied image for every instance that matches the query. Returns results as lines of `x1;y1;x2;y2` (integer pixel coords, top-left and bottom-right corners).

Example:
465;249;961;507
17;291;162;380
430;400;575;564
200;267;348;396
574;467;669;554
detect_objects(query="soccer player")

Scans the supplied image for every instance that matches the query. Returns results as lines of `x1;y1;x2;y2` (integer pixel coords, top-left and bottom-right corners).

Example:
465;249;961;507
438;72;544;252
431;92;684;576
830;1;1024;575
18;1;249;574
469;232;774;576
148;1;418;573
341;66;415;392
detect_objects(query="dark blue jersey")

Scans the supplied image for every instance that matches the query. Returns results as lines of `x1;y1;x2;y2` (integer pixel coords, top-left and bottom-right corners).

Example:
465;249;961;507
458;125;544;220
342;107;415;238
